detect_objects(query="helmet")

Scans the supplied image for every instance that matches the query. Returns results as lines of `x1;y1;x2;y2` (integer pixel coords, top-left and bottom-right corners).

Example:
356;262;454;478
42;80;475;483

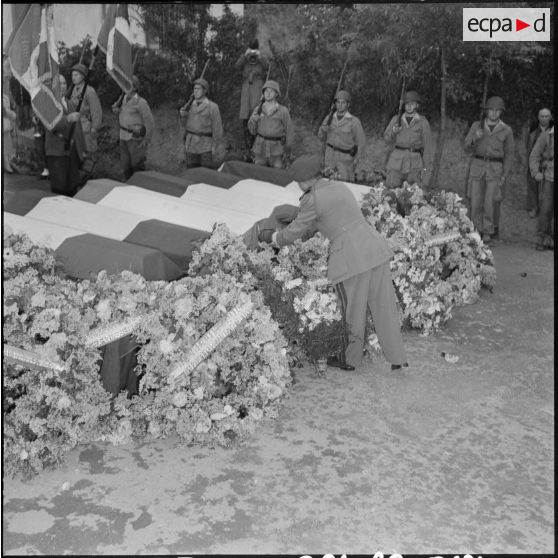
335;90;351;103
404;90;421;103
485;96;505;111
262;80;280;96
193;78;209;93
71;63;88;78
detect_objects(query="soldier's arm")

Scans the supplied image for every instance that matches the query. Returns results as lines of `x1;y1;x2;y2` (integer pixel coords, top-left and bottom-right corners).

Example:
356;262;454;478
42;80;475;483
234;54;246;70
421;118;434;169
275;192;318;246
317;114;331;140
354;118;367;162
383;116;398;143
87;87;103;131
139;98;155;143
283;108;295;148
529;131;545;178
211;103;224;146
502;128;515;177
247;107;259;135
464;121;481;153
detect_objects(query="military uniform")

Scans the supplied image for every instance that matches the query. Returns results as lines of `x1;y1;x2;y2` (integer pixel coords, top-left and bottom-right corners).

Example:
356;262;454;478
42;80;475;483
318;92;366;182
384;92;433;188
181;79;223;169
464;116;515;238
248;80;294;169
529;126;554;249
114;78;155;180
274;171;407;368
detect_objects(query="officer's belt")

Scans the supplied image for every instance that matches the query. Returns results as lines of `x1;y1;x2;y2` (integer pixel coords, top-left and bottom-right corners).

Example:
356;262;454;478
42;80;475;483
474;155;503;163
186;129;213;137
257;133;284;141
326;143;356;155
329;219;365;242
395;145;422;153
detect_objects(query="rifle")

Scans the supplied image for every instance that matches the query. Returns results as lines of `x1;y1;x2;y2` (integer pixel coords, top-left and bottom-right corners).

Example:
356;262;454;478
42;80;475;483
317;51;350;135
397;76;406;128
67;44;99;149
180;58;210;115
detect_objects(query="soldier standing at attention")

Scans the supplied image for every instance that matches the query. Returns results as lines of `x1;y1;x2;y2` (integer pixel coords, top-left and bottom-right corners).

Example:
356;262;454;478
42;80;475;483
383;90;433;189
464;96;515;246
69;62;102;177
318;90;366;182
179;78;223;169
235;39;268;156
248;80;294;169
112;76;155;180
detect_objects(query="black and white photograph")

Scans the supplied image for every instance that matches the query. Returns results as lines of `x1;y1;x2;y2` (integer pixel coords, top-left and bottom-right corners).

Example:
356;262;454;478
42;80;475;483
1;2;554;556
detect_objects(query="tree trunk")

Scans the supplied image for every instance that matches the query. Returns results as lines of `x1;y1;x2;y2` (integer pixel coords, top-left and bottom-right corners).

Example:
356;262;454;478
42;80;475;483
430;43;447;190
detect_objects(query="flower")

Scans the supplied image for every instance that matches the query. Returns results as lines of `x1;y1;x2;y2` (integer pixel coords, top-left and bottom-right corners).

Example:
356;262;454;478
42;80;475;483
96;299;112;321
57;396;72;411
172;392;188;408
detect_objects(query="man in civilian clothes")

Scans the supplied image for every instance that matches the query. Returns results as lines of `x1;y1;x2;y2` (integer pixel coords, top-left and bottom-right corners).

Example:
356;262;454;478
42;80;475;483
383;90;433;189
248;80;294;169
318;90;366;182
112;76;154;180
179;78;223;169
525;107;553;218
257;154;408;371
529;124;554;251
464;96;515;246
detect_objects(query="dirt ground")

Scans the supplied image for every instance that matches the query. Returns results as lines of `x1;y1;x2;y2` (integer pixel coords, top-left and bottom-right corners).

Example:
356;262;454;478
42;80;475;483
2;239;553;555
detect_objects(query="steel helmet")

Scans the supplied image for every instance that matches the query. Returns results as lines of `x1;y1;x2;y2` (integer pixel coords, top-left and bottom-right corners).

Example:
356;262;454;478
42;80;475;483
262;80;281;96
404;90;421;103
71;63;88;78
335;90;351;103
485;96;505;111
193;78;209;93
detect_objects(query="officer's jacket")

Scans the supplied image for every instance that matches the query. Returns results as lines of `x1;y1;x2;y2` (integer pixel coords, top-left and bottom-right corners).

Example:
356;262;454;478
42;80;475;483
275;179;393;284
384;113;434;172
464;119;515;178
184;97;223;154
118;93;154;142
318;111;366;161
69;83;102;133
248;101;294;157
529;127;554;182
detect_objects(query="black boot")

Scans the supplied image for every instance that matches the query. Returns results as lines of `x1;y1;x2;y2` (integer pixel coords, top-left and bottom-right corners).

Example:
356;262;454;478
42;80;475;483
327;354;355;371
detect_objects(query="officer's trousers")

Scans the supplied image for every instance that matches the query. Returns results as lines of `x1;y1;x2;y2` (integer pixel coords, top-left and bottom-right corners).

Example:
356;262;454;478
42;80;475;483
335;263;407;367
469;173;499;235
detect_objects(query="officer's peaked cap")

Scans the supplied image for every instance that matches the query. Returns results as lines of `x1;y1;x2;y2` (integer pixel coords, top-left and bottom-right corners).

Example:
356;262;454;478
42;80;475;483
289;154;322;182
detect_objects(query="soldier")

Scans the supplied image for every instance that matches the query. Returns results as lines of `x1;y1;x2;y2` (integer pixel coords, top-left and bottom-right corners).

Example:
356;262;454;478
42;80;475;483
529;124;554;250
464;96;515;246
317;90;366;182
257;154;408;371
69;62;102;177
112;76;154;180
384;90;433;189
248;80;294;169
235;39;269;155
179;78;223;169
525;107;553;218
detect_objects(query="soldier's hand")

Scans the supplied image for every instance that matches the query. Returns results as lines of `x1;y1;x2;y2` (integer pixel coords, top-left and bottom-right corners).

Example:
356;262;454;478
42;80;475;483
66;112;80;123
139;139;149;150
112;106;120;115
392;124;402;133
90;128;98;138
535;172;544;182
179;107;188;117
475;128;484;139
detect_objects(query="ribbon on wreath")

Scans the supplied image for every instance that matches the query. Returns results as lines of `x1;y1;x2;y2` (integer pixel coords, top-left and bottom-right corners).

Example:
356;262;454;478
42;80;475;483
85;314;148;348
169;301;254;382
4;344;65;373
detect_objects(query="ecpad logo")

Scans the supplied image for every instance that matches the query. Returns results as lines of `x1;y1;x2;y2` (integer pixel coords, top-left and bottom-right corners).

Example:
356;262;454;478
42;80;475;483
463;8;550;41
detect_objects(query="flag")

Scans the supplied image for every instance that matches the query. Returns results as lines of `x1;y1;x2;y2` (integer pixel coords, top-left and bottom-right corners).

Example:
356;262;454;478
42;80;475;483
97;3;133;93
7;4;64;131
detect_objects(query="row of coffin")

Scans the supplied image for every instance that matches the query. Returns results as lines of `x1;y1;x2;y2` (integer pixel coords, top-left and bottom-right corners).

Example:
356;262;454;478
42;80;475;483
3;161;371;282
